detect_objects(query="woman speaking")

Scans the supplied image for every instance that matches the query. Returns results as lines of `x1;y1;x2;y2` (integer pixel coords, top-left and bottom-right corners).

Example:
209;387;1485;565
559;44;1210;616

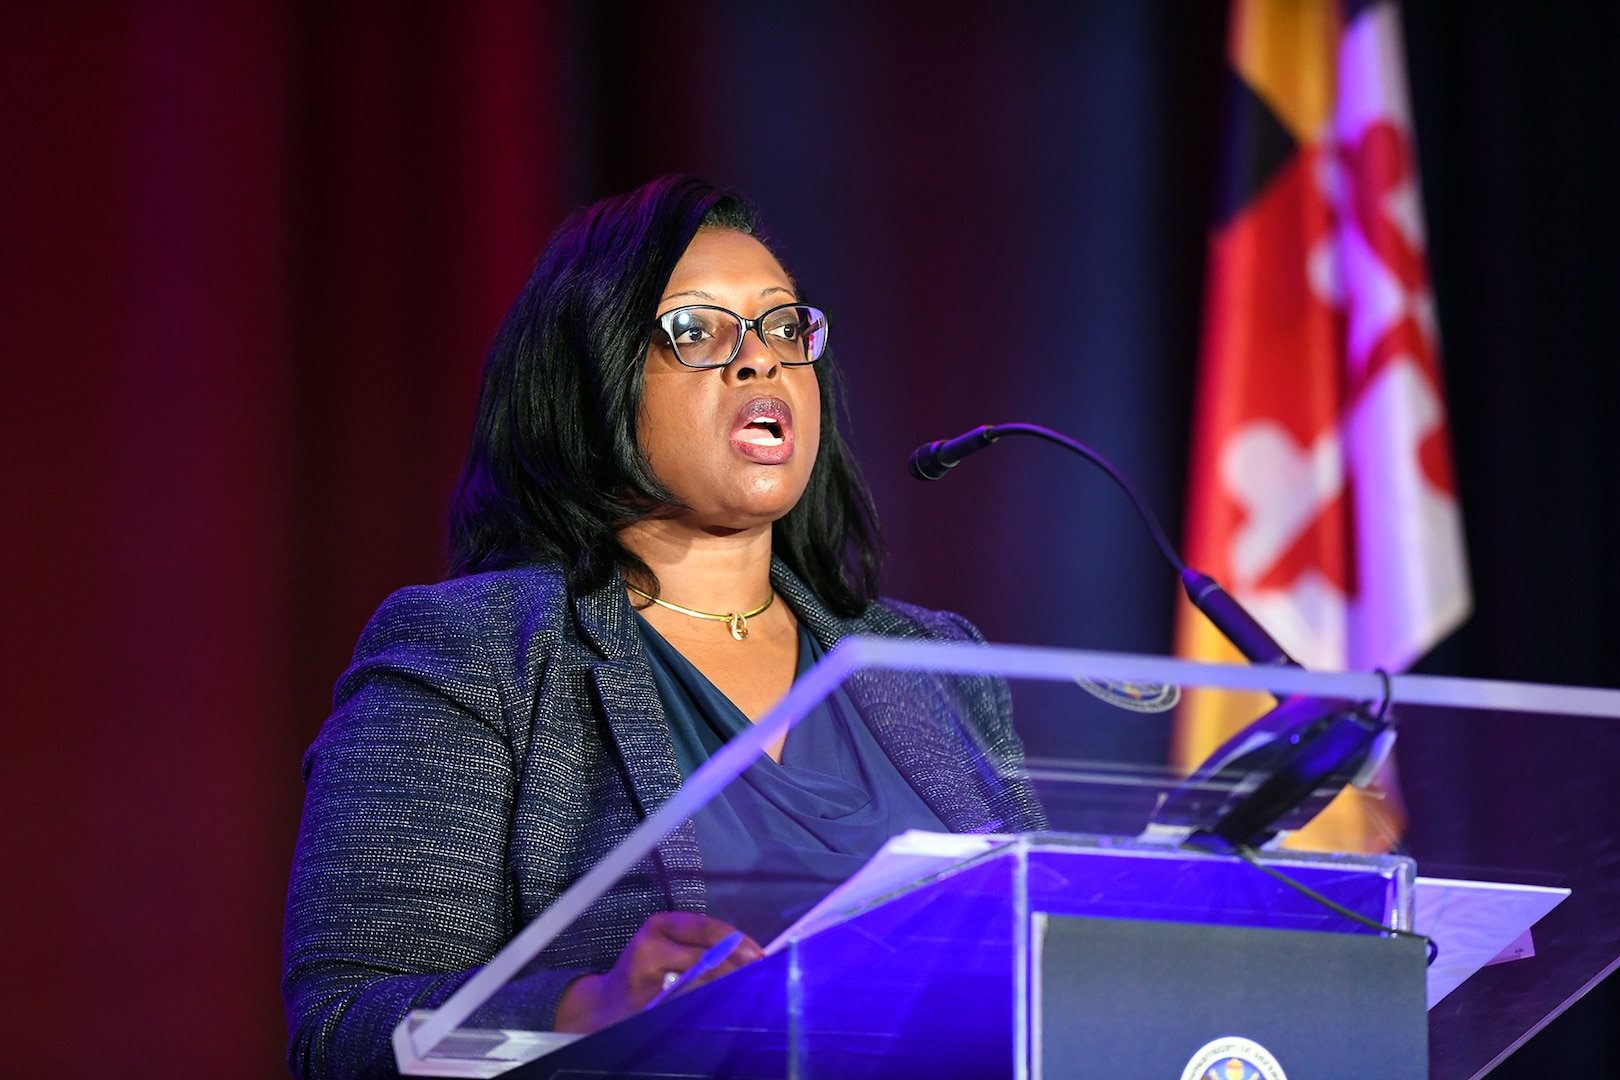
282;175;1045;1080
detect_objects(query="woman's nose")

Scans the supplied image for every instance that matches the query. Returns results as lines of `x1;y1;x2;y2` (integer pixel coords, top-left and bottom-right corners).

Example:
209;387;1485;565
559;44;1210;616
727;331;779;380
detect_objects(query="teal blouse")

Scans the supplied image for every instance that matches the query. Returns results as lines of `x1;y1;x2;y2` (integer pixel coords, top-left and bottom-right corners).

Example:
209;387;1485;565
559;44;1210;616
635;613;947;942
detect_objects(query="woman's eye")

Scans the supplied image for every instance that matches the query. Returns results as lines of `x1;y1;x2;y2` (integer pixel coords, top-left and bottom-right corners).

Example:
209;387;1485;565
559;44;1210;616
763;313;804;340
674;325;710;345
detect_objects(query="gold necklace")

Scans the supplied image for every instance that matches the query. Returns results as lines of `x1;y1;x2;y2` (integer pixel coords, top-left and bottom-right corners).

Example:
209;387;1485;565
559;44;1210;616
626;583;774;641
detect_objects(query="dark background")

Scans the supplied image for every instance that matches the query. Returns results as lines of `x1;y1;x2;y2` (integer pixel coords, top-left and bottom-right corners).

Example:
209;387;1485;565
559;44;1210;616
3;2;1615;1076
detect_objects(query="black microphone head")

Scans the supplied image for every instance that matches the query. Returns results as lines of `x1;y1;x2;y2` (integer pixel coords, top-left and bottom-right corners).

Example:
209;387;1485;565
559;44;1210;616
910;426;1001;480
908;442;951;481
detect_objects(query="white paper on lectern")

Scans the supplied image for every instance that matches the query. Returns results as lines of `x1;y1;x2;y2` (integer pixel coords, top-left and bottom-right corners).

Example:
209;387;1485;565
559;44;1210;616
1415;876;1570;1008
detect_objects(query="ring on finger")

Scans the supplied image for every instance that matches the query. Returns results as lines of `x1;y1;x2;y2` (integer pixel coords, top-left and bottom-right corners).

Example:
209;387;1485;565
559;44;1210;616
661;970;680;991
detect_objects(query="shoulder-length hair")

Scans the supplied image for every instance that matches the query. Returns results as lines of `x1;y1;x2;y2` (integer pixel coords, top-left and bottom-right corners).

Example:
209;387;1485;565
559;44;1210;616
447;175;883;617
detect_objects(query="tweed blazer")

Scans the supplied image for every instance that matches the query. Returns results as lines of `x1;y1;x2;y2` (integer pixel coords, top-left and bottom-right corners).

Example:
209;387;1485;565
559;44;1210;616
283;558;1045;1080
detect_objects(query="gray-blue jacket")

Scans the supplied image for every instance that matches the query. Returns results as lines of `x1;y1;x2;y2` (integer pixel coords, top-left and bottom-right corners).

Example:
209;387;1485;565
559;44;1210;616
283;558;1044;1080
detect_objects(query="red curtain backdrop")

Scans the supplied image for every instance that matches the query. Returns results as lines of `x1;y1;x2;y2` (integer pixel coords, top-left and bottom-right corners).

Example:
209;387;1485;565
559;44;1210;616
3;5;565;1076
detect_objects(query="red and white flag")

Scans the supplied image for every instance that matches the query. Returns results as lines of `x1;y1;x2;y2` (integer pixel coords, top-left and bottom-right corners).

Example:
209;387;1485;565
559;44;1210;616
1173;0;1471;853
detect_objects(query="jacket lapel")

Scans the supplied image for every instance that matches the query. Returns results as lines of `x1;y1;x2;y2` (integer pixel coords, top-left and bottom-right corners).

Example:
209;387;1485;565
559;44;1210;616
571;572;683;818
571;572;706;910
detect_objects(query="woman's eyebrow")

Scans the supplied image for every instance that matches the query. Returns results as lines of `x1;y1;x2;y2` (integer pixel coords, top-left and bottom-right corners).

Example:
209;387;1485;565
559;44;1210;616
660;289;716;304
659;285;797;305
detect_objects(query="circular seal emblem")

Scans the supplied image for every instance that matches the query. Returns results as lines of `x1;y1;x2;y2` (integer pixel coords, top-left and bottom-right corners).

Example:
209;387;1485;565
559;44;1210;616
1179;1036;1288;1080
1074;677;1181;713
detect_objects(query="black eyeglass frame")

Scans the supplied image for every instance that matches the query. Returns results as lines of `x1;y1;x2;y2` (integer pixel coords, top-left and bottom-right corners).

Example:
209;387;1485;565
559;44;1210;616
653;302;829;369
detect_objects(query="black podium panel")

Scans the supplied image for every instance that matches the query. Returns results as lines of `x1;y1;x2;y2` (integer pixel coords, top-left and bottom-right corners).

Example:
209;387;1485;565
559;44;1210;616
1039;915;1428;1079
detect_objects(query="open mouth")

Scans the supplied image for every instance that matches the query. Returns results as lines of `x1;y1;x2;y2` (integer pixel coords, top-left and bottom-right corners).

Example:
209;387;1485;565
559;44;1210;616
730;397;794;462
735;416;785;446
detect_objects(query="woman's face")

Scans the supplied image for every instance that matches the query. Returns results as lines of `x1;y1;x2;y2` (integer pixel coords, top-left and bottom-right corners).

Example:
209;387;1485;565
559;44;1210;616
638;227;822;533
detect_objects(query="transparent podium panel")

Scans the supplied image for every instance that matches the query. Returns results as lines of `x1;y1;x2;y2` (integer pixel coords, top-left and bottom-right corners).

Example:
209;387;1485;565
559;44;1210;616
391;638;1620;1080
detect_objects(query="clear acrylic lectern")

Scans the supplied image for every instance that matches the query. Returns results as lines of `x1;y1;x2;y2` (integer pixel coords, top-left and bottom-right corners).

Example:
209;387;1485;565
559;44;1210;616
389;638;1620;1080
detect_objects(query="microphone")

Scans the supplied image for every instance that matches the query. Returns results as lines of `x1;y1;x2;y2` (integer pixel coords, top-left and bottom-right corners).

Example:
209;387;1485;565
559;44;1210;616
908;425;1000;480
909;421;1393;849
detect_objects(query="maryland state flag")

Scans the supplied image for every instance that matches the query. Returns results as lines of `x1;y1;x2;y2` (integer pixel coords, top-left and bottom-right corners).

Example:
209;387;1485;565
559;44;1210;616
1173;0;1472;852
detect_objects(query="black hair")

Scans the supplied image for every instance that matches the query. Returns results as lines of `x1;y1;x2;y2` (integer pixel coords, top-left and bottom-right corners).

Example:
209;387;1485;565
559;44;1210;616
447;175;883;616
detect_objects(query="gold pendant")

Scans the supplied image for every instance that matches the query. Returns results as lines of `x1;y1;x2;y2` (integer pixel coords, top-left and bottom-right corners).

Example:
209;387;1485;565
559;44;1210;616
728;613;749;641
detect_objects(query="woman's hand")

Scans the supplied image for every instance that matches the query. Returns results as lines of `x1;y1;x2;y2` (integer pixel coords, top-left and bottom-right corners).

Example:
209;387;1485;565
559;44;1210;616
554;912;763;1034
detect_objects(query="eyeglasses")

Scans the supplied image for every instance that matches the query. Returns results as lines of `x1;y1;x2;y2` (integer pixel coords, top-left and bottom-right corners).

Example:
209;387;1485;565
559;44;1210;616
654;303;829;369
